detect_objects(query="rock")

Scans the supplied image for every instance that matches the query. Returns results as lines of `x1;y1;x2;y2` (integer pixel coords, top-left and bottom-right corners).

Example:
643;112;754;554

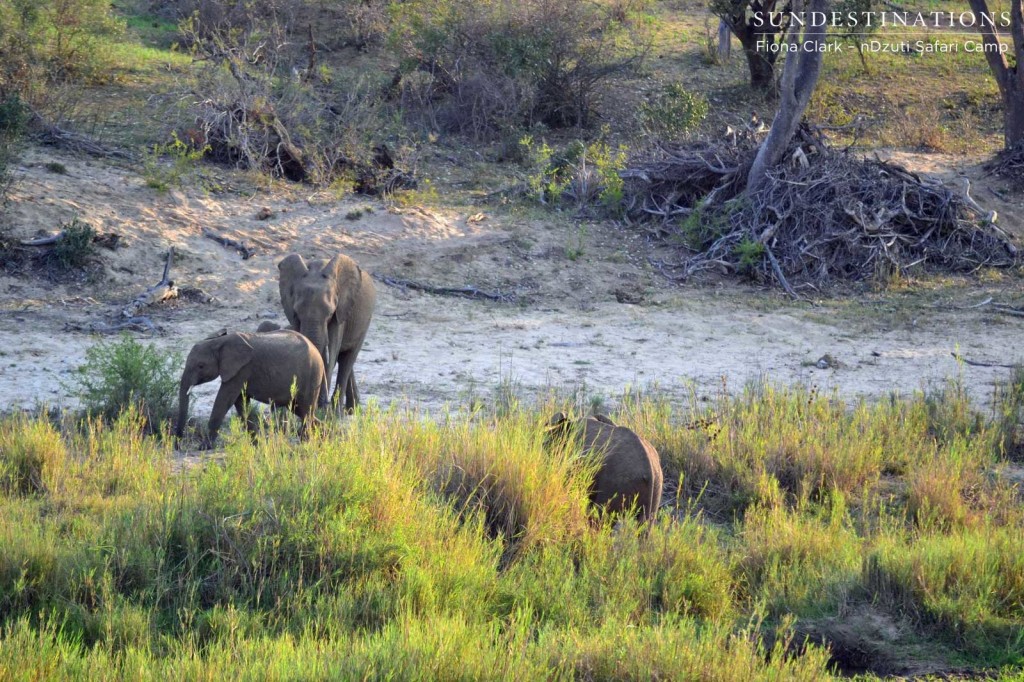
816;354;838;369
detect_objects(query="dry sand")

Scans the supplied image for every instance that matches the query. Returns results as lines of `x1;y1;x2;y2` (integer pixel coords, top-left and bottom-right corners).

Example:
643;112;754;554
2;145;1023;424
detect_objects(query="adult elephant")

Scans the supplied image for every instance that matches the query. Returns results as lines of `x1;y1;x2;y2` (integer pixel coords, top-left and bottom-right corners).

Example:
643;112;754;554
277;252;376;412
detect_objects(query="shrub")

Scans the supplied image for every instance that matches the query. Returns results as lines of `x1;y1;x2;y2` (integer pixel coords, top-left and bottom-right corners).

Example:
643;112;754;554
46;218;95;270
0;0;124;95
523;135;628;214
390;0;652;138
183;16;405;189
142;132;208;192
64;334;181;431
0;93;27;208
637;83;709;141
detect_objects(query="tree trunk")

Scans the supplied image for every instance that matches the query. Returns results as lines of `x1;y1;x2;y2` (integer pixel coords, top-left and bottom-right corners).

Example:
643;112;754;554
746;0;827;193
967;0;1024;150
1005;76;1024;148
737;32;778;91
717;20;732;61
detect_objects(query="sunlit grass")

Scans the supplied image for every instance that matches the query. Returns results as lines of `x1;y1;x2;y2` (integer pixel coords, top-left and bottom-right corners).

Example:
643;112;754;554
1;379;1022;677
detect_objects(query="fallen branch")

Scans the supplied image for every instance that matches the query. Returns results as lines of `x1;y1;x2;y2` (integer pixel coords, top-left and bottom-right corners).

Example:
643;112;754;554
65;317;159;334
29;109;134;161
122;248;178;318
990;304;1024;318
951;351;1020;369
20;233;63;247
20;230;121;248
203;229;255;259
373;274;514;302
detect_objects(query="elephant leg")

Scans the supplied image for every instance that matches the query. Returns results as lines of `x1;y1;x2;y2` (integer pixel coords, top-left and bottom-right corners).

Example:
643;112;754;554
346;371;359;412
293;402;315;441
205;385;239;448
235;395;260;438
333;346;364;414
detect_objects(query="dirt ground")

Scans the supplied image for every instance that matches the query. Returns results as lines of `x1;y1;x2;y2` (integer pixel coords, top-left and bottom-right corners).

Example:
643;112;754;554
2;145;1024;427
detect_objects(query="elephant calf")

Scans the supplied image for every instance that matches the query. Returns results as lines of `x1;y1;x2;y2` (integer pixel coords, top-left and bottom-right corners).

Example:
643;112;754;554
547;412;664;522
175;329;326;447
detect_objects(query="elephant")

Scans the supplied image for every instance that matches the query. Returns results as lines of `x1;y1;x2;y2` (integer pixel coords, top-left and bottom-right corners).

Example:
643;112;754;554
175;329;326;447
546;412;664;522
277;253;376;413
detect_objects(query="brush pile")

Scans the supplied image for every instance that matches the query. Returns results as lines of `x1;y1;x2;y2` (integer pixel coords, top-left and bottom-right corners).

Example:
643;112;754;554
983;140;1024;180
622;126;1018;293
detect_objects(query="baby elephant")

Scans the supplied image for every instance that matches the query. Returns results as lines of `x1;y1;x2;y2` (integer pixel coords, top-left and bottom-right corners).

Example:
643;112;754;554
175;329;326;447
547;412;664;522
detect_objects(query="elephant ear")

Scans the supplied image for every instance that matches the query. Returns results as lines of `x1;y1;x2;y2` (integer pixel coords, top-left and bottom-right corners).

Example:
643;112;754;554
324;254;357;325
547;411;569;428
219;333;255;384
278;254;309;327
543;411;573;449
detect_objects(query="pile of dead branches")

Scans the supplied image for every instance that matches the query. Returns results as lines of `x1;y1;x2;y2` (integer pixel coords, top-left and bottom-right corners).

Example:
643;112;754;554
983;140;1024;180
622;129;1018;293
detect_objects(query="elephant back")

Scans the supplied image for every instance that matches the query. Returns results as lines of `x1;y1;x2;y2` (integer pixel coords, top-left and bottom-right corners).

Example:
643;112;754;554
582;417;663;517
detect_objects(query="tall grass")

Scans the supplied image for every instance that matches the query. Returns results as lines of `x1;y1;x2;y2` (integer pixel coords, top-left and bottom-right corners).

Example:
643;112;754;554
1;379;1022;677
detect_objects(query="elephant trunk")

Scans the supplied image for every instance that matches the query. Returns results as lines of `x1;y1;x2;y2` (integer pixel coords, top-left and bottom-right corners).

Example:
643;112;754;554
302;325;332;377
175;374;194;438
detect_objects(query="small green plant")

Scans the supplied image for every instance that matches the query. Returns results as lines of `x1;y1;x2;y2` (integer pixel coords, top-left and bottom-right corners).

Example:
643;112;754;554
142;132;209;192
522;134;628;214
64;333;182;431
673;205;729;251
733;238;766;275
565;225;588;261
47;218;96;270
345;208;364;220
637;84;709;140
43;162;67;174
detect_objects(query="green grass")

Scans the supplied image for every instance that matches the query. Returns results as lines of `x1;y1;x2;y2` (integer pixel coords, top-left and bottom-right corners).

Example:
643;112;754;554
1;379;1023;678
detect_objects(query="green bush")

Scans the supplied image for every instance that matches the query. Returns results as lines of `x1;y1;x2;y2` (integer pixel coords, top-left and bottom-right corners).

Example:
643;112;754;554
64;334;181;431
142;132;208;192
0;0;124;93
523;135;628;214
0;93;27;208
46;218;96;270
637;83;709;141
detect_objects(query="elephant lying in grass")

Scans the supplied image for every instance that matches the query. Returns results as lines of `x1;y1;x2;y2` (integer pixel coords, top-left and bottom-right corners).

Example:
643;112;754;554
175;329;326;447
547;412;664;522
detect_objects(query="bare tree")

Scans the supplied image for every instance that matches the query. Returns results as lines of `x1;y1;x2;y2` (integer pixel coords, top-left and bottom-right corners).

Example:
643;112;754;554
967;0;1024;148
746;0;827;193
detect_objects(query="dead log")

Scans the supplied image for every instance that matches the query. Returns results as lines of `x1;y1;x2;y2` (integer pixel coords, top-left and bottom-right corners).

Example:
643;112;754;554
122;249;178;318
21;230;121;248
951;352;1021;369
373;274;514;302
203;229;255;259
65;317;159;334
20;233;63;246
